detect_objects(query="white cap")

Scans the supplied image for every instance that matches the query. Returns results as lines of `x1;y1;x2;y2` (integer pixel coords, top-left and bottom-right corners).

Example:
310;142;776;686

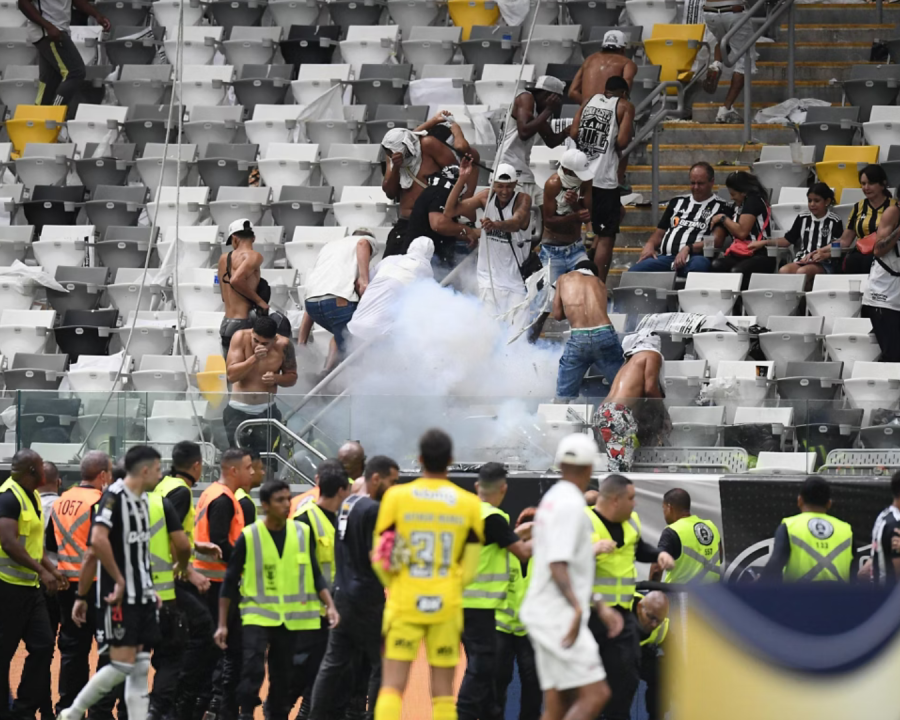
559;148;594;182
533;75;566;95
494;163;518;183
602;29;627;49
555;433;600;467
228;218;254;237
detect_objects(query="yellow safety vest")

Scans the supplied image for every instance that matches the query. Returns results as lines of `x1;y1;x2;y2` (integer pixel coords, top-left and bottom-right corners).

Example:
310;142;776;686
463;502;511;610
291;500;335;588
239;519;321;630
664;515;721;584
147;493;175;602
235;487;256;524
154;475;194;544
586;508;640;609
782;511;853;582
634;592;669;647
0;478;43;587
496;557;529;637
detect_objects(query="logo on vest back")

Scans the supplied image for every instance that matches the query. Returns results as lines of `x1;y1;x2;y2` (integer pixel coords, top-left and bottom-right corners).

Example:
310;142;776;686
808;518;834;540
416;595;443;613
694;522;714;546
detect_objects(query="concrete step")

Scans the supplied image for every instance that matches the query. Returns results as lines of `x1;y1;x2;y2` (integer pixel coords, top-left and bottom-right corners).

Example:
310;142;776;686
690;102;812;123
756;61;876;83
794;3;900;25
619;206;670;227
626;164;750;184
631;183;737;203
639;143;763;166
656;122;796;145
706;79;843;104
784;23;895;44
758;42;871;63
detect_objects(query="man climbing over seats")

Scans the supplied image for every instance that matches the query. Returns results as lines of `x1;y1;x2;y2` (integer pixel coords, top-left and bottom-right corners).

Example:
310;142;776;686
219;219;269;356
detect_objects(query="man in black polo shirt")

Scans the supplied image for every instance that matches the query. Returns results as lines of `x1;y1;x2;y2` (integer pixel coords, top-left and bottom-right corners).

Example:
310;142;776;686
307;455;400;720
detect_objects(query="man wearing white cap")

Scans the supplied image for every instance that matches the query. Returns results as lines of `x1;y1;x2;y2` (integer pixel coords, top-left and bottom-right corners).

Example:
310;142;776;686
569;30;637;105
520;433;619;720
218;218;269;355
444;157;533;316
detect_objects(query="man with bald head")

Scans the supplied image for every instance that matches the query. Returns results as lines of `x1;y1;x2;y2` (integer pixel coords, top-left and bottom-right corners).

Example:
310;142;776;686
0;449;66;720
633;591;669;720
290;441;367;513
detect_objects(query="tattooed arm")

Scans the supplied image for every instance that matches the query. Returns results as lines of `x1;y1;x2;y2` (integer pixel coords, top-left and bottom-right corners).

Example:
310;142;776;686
874;205;900;258
276;339;298;388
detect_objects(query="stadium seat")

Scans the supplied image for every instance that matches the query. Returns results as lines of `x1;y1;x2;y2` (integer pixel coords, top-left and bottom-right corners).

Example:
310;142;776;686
151;0;205;28
6;105;66;157
815;145;879;191
66;104;129;154
196;354;227;406
758;315;824;377
75;143;136;193
566;0;621;25
0;28;38;69
668;405;724;448
114;310;177;362
147;400;208;443
270;186;333;235
460;26;520;73
30;443;83;463
805;274;868;334
475;64;535;109
614;271;675;318
0;310;55;361
54;309;119;360
860;423;900;449
285;226;348;280
208;186;272;232
164;25;223;66
135;143;197;190
232;64;293;112
103;26;163;68
843;64;900;122
0;225;33;266
677;273;741;316
183;105;244;156
332;186;392;228
715;361;774;423
131;354;197;393
96;0;151;25
625;0;677;40
280;24;342;70
249;226;284;269
448;0;500;41
207;0;266;32
111;65;172;109
157;226;219;269
751;145;815;200
364;104;429;145
176;268;224;314
46;267;110;315
534;403;593;458
842;361;900;424
579;26;643;60
0;66;40;118
107;269;162;315
795;405;862;466
14;143;75;189
754;451;816;473
266;0;321;29
402;28;461;74
470;141;496;186
244;104;303;155
146;186;210;229
222;26;282;72
307;105;367;153
123;104;177;152
260;268;297;309
291;64;351;106
176;65;234;108
524;25;580;77
319;144;381;195
0;272;39;310
862;106;900;162
24;187;85;233
96;226;157;272
84;185;147;234
777;360;843;425
642;24;704;90
183;311;226;360
0;1;24;27
387;0;441;33
197;143;258;195
351;64;412;110
3;353;67;391
824;316;880;378
798;107;860;163
771;186;812;234
662;359;707;407
740;273;806;326
340;25;399;76
692;316;756;377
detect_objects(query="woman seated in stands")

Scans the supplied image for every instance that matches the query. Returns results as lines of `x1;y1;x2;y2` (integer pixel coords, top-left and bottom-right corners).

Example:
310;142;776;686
777;183;844;283
709;171;773;289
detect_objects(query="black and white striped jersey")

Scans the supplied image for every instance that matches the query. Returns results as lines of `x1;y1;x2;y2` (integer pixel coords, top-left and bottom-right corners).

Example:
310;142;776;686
784;211;844;260
870;505;900;585
657;194;730;256
91;478;155;605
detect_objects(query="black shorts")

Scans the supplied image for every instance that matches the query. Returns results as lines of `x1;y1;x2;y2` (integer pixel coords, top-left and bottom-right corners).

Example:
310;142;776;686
383;217;410;258
96;602;160;652
592;187;622;237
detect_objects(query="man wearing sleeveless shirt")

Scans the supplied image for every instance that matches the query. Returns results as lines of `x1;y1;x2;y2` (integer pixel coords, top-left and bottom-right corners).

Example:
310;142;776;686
572;76;634;282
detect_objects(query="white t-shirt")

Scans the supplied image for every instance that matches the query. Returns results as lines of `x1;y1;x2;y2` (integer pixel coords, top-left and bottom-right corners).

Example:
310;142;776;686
864;247;900;312
521;479;596;638
305;234;381;303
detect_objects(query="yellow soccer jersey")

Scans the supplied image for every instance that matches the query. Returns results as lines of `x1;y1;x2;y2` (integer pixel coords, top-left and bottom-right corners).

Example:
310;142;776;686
375;478;485;624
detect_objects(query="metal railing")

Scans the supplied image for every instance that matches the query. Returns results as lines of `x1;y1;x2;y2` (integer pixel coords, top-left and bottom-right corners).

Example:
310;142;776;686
233;417;326;485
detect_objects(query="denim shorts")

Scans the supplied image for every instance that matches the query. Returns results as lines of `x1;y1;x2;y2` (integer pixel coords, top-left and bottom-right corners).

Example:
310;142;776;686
304;297;358;352
540;241;589;287
556;325;624;401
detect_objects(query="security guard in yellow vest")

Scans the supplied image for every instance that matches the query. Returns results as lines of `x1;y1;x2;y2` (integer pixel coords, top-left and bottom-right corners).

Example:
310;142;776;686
654;488;722;584
494;507;542;720
458;463;531;720
762;475;854;582
587;475;675;720
633;591;669;720
236;449;263;526
288;459;349;720
214;479;339;720
0;449;66;720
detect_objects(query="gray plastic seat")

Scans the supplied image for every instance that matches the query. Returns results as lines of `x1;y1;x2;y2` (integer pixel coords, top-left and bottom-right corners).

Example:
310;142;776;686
352;64;412;109
96;226;158;271
882;145;900;188
46;266;111;315
566;1;623;28
667;406;724;448
0;66;40;114
123;104;178;152
207;0;267;32
579;25;642;59
198;143;259;195
460;26;521;73
795;405;863;466
270;186;333;235
84;185;148;233
861;424;900;449
798;107;860;162
613;272;676;317
545;63;581;97
3;353;68;391
631;64;661;115
365;104;429;145
183;105;244;157
103;26;164;68
471;143;497;186
843;65;900;122
328;0;385;25
112;65;172;109
232;64;293;112
95;0;151;26
777;361;843;425
74;143;136;193
80;65;114;108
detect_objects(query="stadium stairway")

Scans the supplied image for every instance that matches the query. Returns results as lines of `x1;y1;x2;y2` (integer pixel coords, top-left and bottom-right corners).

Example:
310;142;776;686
614;2;897;285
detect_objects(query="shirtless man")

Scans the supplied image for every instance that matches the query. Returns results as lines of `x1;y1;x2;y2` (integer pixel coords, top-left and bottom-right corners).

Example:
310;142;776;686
381;111;478;258
542;148;595;287
218;219;269;355
593;344;669;472
552;259;624;401
223;315;298;453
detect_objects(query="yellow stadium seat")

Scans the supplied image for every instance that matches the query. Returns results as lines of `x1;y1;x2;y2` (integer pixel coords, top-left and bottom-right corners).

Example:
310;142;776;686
197;354;227;409
815;145;880;190
5;105;66;158
643;24;705;94
447;0;500;41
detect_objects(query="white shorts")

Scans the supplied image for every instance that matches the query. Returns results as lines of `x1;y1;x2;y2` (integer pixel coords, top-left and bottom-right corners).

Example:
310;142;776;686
529;624;606;692
704;12;758;75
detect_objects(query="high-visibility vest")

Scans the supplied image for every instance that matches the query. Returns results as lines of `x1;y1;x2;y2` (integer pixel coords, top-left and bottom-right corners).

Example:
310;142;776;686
782;511;853;582
147;493;175;602
664;515;722;585
194;483;244;580
634;592;669;647
586;508;640;609
463;502;511;610
290;487;319;517
235;487;256;524
0;478;44;587
155;475;194;544
291;499;335;588
51;485;101;580
496;556;529;637
239;519;321;631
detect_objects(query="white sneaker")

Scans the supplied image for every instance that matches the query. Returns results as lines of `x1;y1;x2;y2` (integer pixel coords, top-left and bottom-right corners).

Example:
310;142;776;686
715;106;742;124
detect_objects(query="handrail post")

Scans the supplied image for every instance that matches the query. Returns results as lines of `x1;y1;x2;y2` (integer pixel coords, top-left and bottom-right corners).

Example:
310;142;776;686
651;124;660;225
787;0;795;99
744;62;752;144
878;0;883;25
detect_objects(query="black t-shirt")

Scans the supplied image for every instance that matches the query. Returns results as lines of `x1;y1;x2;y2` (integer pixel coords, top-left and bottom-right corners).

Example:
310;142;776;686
0;483;41;520
166;485;193;526
239;497;257;526
484;513;520;549
334;496;384;611
657;527;682;560
406;185;457;265
592;509;660;564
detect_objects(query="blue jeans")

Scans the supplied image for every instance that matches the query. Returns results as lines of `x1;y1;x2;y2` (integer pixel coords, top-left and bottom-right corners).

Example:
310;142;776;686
628;253;712;277
304;297;358;351
556;326;625;400
540;241;589;287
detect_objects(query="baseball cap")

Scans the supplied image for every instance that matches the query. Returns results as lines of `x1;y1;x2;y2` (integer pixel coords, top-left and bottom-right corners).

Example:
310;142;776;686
602;29;627;49
494;163;518;183
228;218;254;237
559;148;594;182
533;75;566;95
555;433;599;467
